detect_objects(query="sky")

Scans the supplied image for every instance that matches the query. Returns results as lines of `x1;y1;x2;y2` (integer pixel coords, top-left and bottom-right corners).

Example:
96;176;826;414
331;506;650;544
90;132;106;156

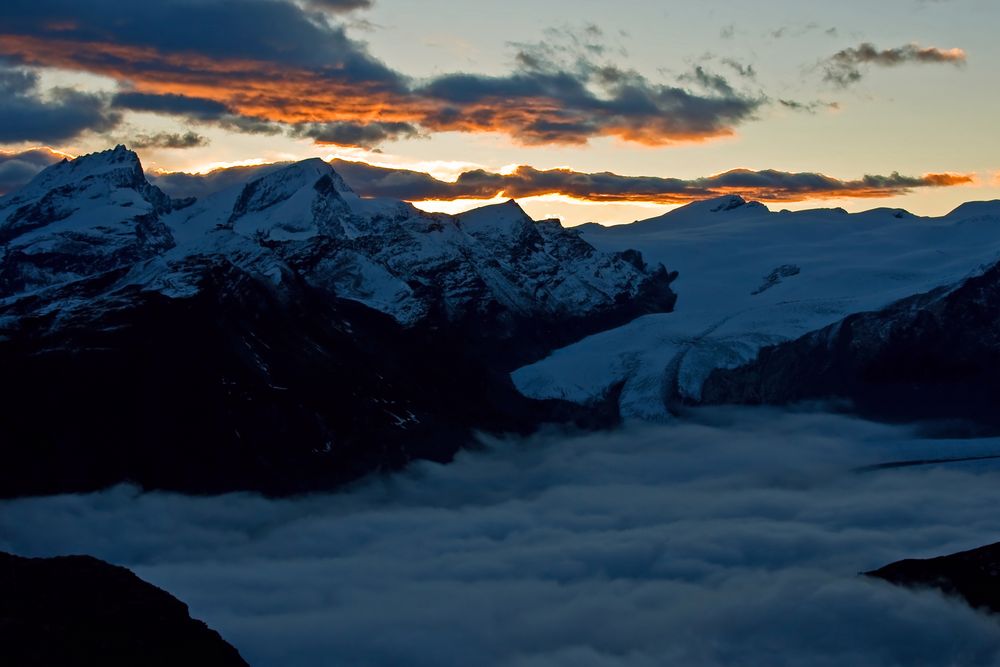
0;0;997;224
5;407;1000;666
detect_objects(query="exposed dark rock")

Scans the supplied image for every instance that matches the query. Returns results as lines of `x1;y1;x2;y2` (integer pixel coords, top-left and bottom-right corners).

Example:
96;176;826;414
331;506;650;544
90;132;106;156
0;551;247;666
866;541;1000;615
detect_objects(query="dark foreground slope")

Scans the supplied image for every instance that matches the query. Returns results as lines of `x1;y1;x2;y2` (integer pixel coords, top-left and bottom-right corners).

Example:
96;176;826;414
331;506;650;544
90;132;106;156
0;551;247;666
701;260;1000;430
867;541;1000;615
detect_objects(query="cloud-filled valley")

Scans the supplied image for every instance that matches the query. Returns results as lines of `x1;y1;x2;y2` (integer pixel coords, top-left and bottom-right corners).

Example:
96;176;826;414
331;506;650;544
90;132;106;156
5;408;1000;666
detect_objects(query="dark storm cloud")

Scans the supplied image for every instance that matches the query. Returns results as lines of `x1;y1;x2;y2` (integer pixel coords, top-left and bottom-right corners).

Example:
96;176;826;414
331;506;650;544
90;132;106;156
823;43;967;87
0;66;120;143
0;3;763;147
4;408;1000;666
290;121;422;148
129;131;208;149
0;147;65;195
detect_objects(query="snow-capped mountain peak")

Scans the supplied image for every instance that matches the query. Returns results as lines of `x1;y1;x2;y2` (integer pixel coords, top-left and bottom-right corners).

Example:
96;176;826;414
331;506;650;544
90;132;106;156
0;146;179;294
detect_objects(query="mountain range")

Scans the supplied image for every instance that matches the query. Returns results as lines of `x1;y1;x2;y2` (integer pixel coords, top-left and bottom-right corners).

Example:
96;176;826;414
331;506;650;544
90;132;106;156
3;145;1000;496
0;146;675;496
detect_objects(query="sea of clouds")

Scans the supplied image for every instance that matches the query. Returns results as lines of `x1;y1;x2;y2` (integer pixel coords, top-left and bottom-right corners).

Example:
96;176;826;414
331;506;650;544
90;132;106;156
4;407;1000;666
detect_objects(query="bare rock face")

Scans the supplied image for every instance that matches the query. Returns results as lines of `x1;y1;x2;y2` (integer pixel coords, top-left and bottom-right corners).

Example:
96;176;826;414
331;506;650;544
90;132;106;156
866;541;1000;615
0;551;248;666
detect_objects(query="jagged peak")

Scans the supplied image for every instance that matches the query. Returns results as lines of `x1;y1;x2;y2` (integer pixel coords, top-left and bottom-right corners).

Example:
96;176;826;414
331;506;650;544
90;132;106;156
3;145;145;203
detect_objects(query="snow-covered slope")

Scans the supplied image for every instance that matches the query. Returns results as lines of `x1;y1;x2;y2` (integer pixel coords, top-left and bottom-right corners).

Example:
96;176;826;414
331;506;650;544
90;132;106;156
513;195;1000;419
0;149;674;342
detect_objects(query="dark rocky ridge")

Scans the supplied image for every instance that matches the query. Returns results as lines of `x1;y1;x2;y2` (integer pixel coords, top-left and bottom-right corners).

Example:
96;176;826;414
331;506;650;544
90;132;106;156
700;260;1000;430
0;551;247;666
866;541;1000;615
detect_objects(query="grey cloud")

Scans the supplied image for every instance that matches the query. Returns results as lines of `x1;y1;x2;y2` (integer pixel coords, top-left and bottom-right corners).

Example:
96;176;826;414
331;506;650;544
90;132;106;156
130;131;209;149
0;66;120;143
290;121;422;148
824;43;967;87
779;99;840;113
3;408;1000;666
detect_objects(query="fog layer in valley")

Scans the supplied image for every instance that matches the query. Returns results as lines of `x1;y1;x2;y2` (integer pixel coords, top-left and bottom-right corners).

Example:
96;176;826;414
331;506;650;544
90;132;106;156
4;407;1000;666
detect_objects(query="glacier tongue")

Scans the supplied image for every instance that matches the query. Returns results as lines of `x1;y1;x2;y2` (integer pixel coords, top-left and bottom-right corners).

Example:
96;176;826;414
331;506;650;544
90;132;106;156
513;199;1000;420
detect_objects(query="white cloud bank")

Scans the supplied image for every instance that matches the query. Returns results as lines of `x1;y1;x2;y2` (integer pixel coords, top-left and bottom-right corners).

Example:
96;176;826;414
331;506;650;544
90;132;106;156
4;407;1000;666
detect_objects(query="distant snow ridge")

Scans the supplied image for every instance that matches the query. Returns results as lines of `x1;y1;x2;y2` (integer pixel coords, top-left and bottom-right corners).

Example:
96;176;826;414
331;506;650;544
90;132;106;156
513;193;1000;420
0;147;672;333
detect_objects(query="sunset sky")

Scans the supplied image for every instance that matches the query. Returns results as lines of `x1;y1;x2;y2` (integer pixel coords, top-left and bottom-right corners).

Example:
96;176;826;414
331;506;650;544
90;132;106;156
0;0;997;225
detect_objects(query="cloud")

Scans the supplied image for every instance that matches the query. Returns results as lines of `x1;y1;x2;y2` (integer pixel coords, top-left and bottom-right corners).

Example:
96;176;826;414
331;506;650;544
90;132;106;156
112;92;232;120
0;3;762;147
4;408;1000;666
149;158;972;204
304;161;970;204
778;99;839;114
0;146;66;195
300;0;374;12
823;43;967;87
129;131;208;149
290;121;422;148
0;65;120;143
149;163;287;200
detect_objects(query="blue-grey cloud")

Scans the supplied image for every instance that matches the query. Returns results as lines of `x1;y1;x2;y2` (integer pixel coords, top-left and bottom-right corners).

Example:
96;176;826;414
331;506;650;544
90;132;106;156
0;147;65;195
4;408;1000;666
111;92;232;120
0;66;120;143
